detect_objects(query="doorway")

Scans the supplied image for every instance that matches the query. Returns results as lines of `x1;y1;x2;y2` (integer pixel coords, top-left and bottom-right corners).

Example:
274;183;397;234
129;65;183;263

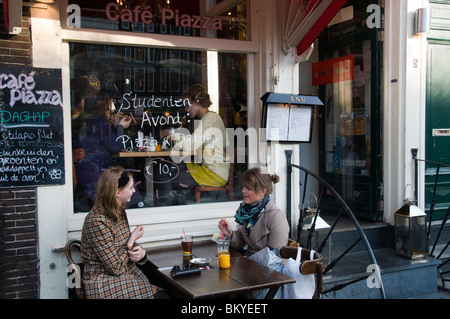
316;0;382;222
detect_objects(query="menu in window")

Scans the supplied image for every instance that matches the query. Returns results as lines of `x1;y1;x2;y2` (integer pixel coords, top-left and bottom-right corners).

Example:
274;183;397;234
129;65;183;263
0;66;65;188
265;103;313;143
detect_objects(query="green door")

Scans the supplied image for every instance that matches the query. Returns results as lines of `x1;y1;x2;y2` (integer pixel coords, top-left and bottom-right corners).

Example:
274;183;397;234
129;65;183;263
425;43;450;221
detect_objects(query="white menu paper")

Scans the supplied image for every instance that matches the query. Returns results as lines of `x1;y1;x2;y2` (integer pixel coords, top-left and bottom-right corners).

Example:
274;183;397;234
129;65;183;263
265;103;313;142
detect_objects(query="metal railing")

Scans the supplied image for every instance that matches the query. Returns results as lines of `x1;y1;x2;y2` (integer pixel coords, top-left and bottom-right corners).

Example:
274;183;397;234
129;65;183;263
412;149;450;290
285;150;387;299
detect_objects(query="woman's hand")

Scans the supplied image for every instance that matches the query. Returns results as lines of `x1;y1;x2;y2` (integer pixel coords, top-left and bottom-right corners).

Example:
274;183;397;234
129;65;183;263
127;225;144;249
128;245;146;263
218;219;232;236
119;115;132;129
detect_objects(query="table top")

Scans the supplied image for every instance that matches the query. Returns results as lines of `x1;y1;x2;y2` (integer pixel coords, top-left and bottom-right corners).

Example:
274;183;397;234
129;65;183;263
147;240;295;299
148;240;241;268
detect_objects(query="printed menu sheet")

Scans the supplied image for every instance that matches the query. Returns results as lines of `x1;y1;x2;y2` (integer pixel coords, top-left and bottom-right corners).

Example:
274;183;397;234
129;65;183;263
265;103;312;142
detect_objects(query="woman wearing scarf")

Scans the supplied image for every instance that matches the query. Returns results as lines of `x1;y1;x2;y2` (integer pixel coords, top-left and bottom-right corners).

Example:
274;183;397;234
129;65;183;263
219;167;290;256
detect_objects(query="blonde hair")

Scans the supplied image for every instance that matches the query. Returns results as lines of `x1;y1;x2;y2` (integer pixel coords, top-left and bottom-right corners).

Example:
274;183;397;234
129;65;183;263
94;166;131;221
240;167;279;195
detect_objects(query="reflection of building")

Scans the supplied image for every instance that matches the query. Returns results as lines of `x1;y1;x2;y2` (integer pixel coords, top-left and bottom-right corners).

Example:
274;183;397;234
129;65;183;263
1;0;447;299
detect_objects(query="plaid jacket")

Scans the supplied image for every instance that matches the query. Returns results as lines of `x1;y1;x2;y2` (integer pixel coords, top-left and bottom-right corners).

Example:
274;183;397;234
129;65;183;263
80;206;153;299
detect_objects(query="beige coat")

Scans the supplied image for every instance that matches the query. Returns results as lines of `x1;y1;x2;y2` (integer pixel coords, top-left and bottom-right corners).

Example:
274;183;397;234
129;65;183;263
230;201;290;256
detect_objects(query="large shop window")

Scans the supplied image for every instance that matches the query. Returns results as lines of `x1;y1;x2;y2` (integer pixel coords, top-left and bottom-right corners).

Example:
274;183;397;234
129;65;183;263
69;0;248;41
70;42;248;213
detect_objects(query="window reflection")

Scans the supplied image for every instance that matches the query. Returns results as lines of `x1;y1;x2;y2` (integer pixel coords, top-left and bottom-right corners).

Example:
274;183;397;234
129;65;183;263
321;40;372;177
70;43;247;212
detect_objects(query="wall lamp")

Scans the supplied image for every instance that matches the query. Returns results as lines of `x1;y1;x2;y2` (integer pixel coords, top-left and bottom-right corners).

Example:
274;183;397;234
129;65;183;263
415;8;431;35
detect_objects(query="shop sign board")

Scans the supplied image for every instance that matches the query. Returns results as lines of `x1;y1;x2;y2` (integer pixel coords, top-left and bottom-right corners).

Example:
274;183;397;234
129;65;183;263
312;54;354;86
0;66;65;188
105;2;223;31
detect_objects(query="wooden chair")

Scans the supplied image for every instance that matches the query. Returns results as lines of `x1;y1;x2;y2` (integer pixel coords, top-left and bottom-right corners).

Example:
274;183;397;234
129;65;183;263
287;238;300;247
194;161;235;203
279;245;324;299
65;239;85;299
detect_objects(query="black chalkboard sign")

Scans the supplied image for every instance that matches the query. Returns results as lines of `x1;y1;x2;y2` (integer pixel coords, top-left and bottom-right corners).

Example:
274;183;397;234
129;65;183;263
0;66;65;188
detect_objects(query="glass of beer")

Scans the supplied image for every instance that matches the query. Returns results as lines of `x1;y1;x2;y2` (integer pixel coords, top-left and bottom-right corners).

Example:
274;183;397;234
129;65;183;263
181;235;193;256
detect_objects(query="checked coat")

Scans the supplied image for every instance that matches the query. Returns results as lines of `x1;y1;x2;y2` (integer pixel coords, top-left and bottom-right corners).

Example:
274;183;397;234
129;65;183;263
80;206;153;299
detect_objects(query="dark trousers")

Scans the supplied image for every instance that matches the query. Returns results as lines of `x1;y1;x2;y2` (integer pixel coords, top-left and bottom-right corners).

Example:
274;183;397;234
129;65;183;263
153;160;199;204
137;261;173;299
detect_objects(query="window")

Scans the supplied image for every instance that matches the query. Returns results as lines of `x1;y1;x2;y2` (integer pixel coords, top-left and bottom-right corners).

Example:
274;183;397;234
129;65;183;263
70;43;248;212
320;40;372;177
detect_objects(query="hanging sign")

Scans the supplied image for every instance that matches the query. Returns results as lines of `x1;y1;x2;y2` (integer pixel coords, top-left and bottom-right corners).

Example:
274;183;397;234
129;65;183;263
312;54;354;86
0;66;65;188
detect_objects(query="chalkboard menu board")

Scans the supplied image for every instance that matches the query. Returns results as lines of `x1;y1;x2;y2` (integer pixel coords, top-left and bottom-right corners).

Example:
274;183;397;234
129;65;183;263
0;66;65;188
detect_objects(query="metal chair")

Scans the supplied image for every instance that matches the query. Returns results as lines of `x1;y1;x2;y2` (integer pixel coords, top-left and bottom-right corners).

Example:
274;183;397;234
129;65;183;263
65;239;85;299
279;245;324;299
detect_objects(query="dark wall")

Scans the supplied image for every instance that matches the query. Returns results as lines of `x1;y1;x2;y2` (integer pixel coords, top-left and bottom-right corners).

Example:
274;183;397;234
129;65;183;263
0;5;39;299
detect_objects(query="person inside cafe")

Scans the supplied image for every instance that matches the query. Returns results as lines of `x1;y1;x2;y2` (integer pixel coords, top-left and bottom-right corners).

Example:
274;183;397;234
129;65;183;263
74;95;131;169
218;167;290;256
154;83;230;205
80;166;154;299
72;95;132;211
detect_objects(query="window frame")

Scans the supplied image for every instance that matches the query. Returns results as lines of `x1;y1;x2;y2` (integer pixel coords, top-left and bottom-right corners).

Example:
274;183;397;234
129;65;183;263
60;0;259;240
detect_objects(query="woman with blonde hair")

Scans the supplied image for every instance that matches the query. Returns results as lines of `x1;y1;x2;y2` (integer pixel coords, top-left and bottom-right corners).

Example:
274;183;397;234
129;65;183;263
219;167;290;256
80;166;153;299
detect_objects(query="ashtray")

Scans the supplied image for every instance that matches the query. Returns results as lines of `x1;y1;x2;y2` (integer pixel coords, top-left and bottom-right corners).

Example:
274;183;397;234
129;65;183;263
188;258;211;266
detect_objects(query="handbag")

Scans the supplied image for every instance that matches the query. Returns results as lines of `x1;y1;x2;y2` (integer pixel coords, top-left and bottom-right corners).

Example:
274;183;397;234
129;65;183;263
277;247;316;299
248;247;284;299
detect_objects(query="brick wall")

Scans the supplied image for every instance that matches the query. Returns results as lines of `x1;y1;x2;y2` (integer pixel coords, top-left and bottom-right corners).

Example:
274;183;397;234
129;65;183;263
0;6;39;299
0;6;32;65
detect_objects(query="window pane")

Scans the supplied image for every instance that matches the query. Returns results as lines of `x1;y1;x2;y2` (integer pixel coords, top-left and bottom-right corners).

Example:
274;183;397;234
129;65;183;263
70;43;247;212
68;0;249;41
322;39;372;177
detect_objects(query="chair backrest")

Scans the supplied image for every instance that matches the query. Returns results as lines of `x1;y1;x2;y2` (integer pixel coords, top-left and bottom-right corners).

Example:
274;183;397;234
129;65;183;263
65;239;85;299
279;245;323;299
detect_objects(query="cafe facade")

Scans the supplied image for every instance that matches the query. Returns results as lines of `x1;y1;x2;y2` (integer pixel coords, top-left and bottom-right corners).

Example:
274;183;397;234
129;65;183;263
0;0;438;299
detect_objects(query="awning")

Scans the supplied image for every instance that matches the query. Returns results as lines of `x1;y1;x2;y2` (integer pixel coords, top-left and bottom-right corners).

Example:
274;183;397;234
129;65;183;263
283;0;349;57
